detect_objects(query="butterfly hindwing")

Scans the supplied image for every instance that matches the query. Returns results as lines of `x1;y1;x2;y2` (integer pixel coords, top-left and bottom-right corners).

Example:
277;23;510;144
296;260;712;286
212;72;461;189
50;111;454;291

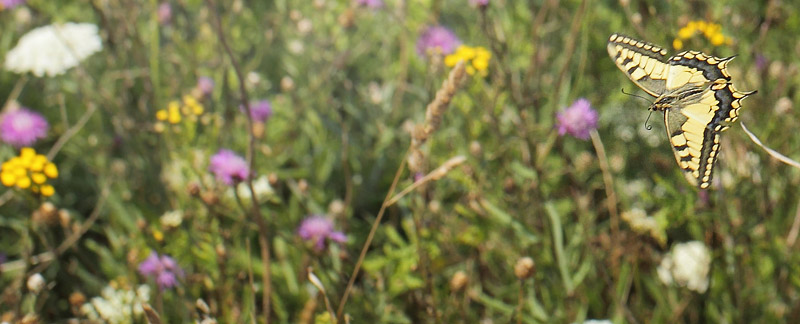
664;83;726;189
607;34;670;96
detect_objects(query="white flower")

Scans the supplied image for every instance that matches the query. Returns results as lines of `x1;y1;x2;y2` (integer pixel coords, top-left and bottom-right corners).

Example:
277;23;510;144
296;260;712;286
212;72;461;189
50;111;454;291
657;241;711;293
621;208;666;245
5;22;102;77
160;210;184;228
583;320;612;324
81;284;150;324
26;273;45;293
226;175;274;201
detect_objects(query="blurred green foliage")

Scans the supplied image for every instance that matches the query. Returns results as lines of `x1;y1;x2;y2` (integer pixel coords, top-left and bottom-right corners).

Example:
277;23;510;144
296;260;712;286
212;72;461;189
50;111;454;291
0;0;799;323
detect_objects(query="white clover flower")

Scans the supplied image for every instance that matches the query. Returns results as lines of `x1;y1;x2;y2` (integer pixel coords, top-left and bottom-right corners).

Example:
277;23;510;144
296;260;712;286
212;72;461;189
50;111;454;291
5;22;102;77
160;210;184;228
621;208;666;246
657;241;711;293
26;273;45;293
226;175;274;202
81;284;150;324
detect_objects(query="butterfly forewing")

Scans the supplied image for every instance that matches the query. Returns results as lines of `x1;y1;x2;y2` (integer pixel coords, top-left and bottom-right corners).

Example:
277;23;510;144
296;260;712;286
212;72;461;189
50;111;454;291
607;34;670;96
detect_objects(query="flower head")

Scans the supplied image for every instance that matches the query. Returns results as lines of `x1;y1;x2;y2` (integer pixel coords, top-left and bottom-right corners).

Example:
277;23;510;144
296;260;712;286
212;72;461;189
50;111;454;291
0;107;48;147
298;215;347;251
470;0;489;7
138;252;184;290
157;3;172;25
81;285;150;322
416;26;460;57
0;147;58;196
672;20;731;50
155;94;204;125
0;0;25;10
556;98;598;140
355;0;383;8
209;149;250;185
4;22;102;77
241;99;273;123
196;76;215;97
444;45;491;75
657;241;711;293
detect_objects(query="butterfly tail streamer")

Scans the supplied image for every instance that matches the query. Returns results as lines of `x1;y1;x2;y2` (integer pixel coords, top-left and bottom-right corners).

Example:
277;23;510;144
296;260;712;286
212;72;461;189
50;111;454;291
740;121;800;169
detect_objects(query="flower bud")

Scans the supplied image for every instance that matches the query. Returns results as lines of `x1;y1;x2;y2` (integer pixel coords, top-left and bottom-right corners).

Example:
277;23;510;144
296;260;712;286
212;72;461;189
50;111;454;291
514;257;535;280
450;270;468;292
27;273;45;293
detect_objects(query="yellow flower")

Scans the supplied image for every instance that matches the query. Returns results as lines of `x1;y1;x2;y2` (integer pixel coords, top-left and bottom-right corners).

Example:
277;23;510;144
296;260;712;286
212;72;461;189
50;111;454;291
710;33;725;46
158;94;206;125
31;172;46;184
168;107;182;124
43;163;58;178
673;20;730;49
445;45;491;75
191;104;204;115
677;26;694;40
673;39;683;50
155;109;168;121
0;148;58;197
153;229;164;242
40;185;55;197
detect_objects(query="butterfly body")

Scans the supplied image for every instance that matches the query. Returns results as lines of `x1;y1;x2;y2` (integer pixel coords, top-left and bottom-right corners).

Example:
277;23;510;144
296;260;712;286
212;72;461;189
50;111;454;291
607;34;755;189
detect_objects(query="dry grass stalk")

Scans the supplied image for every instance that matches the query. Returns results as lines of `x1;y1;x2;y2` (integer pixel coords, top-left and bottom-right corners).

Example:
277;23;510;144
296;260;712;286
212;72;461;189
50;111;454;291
386;156;467;206
142;304;163;324
408;60;467;174
415;60;467;145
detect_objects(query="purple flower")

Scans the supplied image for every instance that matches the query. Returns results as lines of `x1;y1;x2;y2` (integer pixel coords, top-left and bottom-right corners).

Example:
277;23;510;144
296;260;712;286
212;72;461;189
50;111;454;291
138;252;183;290
0;0;25;9
755;54;767;73
556;98;598;140
416;26;461;57
157;3;172;25
240;99;273;123
209;149;250;185
354;0;383;8
0;107;49;147
470;0;489;7
197;76;214;96
298;215;347;251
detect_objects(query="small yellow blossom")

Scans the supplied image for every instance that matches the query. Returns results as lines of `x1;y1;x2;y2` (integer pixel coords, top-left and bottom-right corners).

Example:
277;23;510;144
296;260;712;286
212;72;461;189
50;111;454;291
0;147;59;197
445;45;492;76
673;39;683;50
155;109;168;121
153;229;164;242
672;20;731;50
156;95;205;125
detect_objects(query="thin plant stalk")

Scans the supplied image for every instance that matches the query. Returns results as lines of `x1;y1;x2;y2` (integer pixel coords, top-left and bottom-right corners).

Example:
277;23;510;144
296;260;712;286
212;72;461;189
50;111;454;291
589;130;619;240
338;62;467;319
336;146;410;320
205;1;271;322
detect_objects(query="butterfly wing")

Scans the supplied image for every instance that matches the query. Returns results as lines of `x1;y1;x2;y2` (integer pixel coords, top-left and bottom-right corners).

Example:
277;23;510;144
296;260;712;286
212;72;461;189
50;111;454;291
607;34;671;97
664;54;756;188
665;50;735;90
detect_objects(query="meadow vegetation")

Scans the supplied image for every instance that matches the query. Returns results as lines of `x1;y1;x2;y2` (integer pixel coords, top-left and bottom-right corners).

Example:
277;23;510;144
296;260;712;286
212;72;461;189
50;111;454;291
0;0;798;323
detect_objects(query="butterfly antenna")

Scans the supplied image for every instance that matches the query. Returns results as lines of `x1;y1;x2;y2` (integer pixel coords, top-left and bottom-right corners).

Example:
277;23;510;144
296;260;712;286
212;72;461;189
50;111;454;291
621;88;653;104
644;110;654;130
